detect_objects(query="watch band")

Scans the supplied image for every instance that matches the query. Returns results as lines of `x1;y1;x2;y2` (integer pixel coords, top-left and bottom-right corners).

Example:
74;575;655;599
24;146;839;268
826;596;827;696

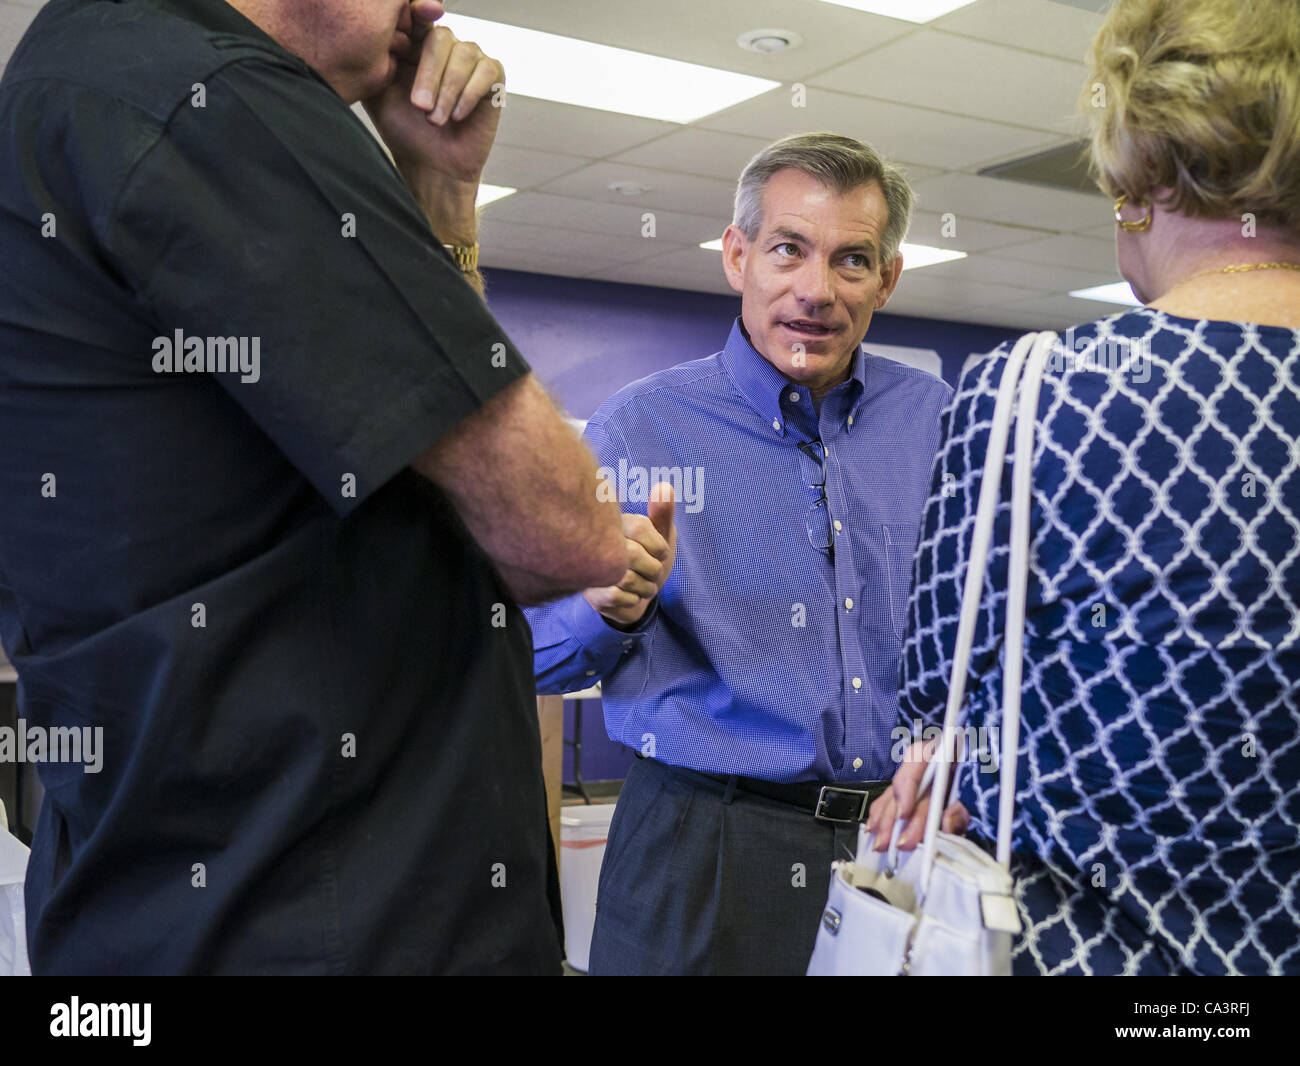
443;242;480;274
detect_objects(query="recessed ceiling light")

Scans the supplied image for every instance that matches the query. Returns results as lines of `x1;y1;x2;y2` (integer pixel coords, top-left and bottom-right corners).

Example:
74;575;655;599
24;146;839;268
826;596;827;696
477;183;516;209
814;0;980;22
438;14;781;124
1069;282;1142;306
698;238;965;271
737;28;804;54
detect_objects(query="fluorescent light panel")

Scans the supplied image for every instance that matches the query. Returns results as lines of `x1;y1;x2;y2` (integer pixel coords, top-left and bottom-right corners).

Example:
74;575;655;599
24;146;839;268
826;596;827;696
1069;282;1142;306
476;183;516;209
438;15;780;123
898;243;965;270
814;0;980;22
698;238;965;270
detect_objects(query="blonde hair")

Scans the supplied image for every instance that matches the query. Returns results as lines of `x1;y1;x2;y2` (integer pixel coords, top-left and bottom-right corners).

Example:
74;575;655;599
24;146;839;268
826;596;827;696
1082;0;1300;232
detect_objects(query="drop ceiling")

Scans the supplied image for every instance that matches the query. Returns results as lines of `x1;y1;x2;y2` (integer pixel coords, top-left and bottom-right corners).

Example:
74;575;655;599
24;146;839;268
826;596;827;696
0;0;1132;330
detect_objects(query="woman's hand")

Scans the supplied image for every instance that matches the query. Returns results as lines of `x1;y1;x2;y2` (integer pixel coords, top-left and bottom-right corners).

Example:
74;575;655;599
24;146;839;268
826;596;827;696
866;738;970;852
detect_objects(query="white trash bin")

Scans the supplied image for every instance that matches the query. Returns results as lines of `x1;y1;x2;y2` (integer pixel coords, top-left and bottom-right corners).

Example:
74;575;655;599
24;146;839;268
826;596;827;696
559;802;615;972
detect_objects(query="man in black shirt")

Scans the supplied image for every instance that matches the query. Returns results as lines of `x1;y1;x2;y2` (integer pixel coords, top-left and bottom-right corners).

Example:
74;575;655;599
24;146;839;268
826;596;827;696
0;0;630;973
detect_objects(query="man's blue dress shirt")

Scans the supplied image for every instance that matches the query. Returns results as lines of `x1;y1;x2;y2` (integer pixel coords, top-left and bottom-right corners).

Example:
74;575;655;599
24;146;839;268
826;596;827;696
526;319;952;782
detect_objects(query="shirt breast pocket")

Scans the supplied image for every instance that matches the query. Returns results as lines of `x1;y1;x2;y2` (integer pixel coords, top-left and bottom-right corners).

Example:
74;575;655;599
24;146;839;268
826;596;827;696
882;523;916;640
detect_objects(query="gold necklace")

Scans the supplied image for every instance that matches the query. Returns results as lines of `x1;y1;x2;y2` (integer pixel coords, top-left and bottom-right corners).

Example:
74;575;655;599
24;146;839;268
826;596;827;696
1178;261;1300;286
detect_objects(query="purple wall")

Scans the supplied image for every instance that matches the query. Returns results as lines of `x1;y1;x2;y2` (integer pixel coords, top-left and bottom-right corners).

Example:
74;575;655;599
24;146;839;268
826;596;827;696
483;267;1022;413
483;267;1022;782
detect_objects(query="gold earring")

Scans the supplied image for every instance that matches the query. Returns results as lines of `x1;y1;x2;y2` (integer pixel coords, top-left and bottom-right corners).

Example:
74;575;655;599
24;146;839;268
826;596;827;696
1114;194;1152;232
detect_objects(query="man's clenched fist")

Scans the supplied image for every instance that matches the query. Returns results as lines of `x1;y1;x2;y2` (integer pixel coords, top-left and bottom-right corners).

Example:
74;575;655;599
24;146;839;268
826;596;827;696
584;483;677;628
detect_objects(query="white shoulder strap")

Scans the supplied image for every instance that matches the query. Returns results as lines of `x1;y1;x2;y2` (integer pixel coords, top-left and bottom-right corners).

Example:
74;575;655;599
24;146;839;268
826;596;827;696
996;330;1054;864
917;331;1057;893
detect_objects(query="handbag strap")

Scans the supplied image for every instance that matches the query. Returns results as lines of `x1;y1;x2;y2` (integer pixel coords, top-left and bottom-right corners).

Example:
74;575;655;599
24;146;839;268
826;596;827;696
996;330;1053;865
915;331;1057;897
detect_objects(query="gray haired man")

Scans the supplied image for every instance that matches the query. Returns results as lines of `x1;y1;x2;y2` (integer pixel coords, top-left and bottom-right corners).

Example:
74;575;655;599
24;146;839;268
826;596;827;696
527;132;969;975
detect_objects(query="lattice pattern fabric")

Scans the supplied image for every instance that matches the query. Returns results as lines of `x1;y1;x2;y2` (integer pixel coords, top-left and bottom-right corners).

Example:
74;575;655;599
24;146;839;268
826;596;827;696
900;307;1300;975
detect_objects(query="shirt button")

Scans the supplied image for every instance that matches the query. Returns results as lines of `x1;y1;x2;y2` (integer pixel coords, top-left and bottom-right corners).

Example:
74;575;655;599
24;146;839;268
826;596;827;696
852;677;862;690
847;415;854;427
585;670;596;676
853;757;863;771
833;520;843;532
844;597;854;610
823;445;830;457
788;391;800;403
622;640;633;647
772;418;781;431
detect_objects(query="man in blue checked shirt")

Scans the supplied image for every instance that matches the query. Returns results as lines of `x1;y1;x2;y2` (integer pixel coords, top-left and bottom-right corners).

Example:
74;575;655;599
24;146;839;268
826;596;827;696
526;132;969;976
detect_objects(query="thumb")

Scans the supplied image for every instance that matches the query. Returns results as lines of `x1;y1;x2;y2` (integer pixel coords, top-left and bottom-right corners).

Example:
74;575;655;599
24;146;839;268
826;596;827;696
648;482;676;540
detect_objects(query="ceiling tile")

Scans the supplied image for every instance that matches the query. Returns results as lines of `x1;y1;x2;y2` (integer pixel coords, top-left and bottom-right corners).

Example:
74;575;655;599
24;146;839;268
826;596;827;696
481;144;592;190
989;232;1118;272
479;217;683;266
481;252;607;281
810;29;1090;136
0;2;41;56
889;272;1041;310
493;95;677;157
909;171;1112;230
905;209;1049;253
613;126;943;187
699;87;1063;172
934;0;1105;62
535;161;737;217
629;245;734;275
482;191;727;245
609;129;771;182
601;248;738;296
918;251;1121;292
1075;221;1118;241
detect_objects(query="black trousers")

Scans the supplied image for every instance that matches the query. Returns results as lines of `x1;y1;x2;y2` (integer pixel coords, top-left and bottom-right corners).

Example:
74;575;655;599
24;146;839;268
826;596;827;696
588;756;879;976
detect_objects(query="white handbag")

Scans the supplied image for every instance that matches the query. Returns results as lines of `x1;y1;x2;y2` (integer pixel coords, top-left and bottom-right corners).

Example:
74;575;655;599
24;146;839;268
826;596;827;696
807;331;1058;977
0;800;32;976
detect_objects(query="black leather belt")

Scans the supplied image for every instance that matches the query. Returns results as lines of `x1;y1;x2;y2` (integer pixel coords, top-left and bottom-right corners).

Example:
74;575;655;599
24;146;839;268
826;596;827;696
697;770;890;824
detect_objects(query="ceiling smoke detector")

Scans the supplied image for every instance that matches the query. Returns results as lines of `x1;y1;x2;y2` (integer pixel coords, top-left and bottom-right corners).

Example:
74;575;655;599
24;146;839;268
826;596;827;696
737;29;803;54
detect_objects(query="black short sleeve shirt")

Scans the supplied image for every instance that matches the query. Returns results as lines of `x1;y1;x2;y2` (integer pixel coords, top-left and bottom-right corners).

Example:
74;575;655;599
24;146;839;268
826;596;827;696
0;0;561;973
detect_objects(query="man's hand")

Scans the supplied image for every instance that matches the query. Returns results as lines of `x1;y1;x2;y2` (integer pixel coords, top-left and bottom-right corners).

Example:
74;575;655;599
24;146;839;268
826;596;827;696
364;2;505;194
583;483;677;628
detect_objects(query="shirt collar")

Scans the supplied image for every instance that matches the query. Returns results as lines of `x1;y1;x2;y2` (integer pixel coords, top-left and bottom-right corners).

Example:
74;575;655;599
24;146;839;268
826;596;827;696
718;317;868;438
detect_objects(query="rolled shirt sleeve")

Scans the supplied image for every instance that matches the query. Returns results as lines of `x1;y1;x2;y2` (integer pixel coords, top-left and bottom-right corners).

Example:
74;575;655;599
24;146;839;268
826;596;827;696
102;56;530;514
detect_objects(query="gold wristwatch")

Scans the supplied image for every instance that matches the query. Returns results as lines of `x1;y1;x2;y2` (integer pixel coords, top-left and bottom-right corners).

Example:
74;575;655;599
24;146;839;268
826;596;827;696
443;242;480;274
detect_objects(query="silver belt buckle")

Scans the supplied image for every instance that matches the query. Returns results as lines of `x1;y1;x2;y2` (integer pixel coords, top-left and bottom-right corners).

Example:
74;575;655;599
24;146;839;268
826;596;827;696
814;784;870;824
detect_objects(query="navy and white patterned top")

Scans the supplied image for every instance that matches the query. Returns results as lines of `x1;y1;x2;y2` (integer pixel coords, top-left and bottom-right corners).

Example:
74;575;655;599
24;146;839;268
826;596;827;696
900;307;1300;975
528;318;952;782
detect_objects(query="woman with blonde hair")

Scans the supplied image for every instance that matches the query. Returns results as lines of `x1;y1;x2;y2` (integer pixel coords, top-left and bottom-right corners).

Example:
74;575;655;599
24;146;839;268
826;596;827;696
869;0;1300;974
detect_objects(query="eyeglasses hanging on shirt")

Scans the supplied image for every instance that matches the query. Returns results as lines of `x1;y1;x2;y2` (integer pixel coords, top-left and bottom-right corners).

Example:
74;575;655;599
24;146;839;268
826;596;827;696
796;439;834;564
